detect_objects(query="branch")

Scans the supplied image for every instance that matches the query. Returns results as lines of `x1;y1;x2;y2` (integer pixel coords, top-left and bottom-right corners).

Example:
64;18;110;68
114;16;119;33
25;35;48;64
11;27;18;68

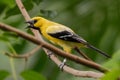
5;46;41;59
46;50;104;78
0;22;109;73
0;0;106;78
74;47;92;61
5;45;103;78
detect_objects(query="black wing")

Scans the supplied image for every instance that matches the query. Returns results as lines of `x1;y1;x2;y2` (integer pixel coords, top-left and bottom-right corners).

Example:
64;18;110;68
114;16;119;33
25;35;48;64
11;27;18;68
48;30;111;58
48;30;87;44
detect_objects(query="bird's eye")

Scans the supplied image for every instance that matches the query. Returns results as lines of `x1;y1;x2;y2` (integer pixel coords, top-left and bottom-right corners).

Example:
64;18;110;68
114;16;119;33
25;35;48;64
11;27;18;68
34;20;37;23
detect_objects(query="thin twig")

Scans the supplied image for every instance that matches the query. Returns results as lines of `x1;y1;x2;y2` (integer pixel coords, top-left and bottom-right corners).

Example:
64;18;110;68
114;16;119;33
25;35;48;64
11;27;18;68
5;45;42;59
74;47;92;61
5;45;41;70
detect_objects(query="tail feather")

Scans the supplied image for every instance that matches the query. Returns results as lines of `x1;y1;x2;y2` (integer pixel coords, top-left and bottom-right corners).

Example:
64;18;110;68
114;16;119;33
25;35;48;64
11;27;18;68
87;44;111;58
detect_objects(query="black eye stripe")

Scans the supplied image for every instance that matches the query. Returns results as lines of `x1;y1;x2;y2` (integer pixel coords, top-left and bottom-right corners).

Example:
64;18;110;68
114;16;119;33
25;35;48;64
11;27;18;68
34;20;37;23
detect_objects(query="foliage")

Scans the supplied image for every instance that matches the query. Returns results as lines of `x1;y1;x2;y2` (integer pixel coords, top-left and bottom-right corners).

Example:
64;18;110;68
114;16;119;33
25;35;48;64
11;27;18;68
101;50;120;80
0;70;9;80
21;70;46;80
0;0;120;80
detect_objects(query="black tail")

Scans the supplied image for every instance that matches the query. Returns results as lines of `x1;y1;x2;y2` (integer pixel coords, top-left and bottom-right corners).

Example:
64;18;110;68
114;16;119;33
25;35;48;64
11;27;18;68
87;44;111;58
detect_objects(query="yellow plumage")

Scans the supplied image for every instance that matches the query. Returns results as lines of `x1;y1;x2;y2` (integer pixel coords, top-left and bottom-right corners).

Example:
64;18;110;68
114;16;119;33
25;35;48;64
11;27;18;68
31;17;85;53
26;17;110;58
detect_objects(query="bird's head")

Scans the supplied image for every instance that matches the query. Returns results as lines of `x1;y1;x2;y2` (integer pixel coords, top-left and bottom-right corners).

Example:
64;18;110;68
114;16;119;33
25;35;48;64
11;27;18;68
26;17;47;30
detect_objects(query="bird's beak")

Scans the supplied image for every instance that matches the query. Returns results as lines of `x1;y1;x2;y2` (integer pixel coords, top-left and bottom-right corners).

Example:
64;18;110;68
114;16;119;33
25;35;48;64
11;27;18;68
25;20;34;29
26;20;34;25
25;20;39;30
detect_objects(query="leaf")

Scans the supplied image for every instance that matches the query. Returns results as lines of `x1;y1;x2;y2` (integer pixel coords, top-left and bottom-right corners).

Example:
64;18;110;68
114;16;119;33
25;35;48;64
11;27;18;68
40;9;58;19
101;50;120;80
0;0;15;8
101;68;120;80
0;4;6;14
103;50;120;69
0;35;9;42
0;70;9;80
21;70;46;80
4;0;34;19
32;0;43;5
0;32;18;42
0;0;14;14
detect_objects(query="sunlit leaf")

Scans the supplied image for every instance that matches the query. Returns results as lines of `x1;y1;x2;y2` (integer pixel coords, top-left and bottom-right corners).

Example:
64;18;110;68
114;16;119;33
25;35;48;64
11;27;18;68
103;50;120;69
101;68;120;80
102;50;120;80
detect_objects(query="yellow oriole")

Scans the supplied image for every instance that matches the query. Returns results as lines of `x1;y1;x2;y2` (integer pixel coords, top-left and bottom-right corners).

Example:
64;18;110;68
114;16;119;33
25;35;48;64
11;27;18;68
26;17;110;58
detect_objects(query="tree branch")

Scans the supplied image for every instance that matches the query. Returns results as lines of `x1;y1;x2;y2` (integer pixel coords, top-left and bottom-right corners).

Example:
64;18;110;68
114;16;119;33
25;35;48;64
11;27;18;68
0;0;107;78
0;22;109;73
47;50;104;78
74;47;92;61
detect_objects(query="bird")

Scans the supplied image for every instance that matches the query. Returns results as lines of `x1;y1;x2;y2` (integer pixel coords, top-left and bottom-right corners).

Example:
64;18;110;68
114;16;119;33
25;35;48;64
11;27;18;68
26;17;110;69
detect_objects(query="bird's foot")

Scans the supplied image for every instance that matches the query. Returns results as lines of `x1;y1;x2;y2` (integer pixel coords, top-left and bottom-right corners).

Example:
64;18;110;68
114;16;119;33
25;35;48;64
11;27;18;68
59;58;67;71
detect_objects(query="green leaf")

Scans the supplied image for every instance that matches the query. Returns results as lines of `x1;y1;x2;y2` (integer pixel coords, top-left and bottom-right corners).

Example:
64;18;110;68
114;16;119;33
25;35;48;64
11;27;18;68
40;9;58;19
4;6;20;19
21;70;46;80
102;50;120;80
0;70;9;80
0;35;9;42
0;31;18;42
103;50;120;69
0;0;15;15
33;0;43;5
101;68;120;80
5;0;34;19
0;4;6;14
0;0;15;8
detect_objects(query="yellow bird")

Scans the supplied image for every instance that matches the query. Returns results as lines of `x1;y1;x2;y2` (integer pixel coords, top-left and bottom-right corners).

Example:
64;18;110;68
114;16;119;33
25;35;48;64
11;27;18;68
26;17;110;67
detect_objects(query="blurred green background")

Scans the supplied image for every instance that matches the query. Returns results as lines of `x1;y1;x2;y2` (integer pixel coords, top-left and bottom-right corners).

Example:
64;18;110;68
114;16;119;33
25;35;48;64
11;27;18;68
0;0;120;80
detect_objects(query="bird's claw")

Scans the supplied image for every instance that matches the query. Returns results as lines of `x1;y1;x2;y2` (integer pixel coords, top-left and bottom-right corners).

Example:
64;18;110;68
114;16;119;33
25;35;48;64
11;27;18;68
59;58;66;71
